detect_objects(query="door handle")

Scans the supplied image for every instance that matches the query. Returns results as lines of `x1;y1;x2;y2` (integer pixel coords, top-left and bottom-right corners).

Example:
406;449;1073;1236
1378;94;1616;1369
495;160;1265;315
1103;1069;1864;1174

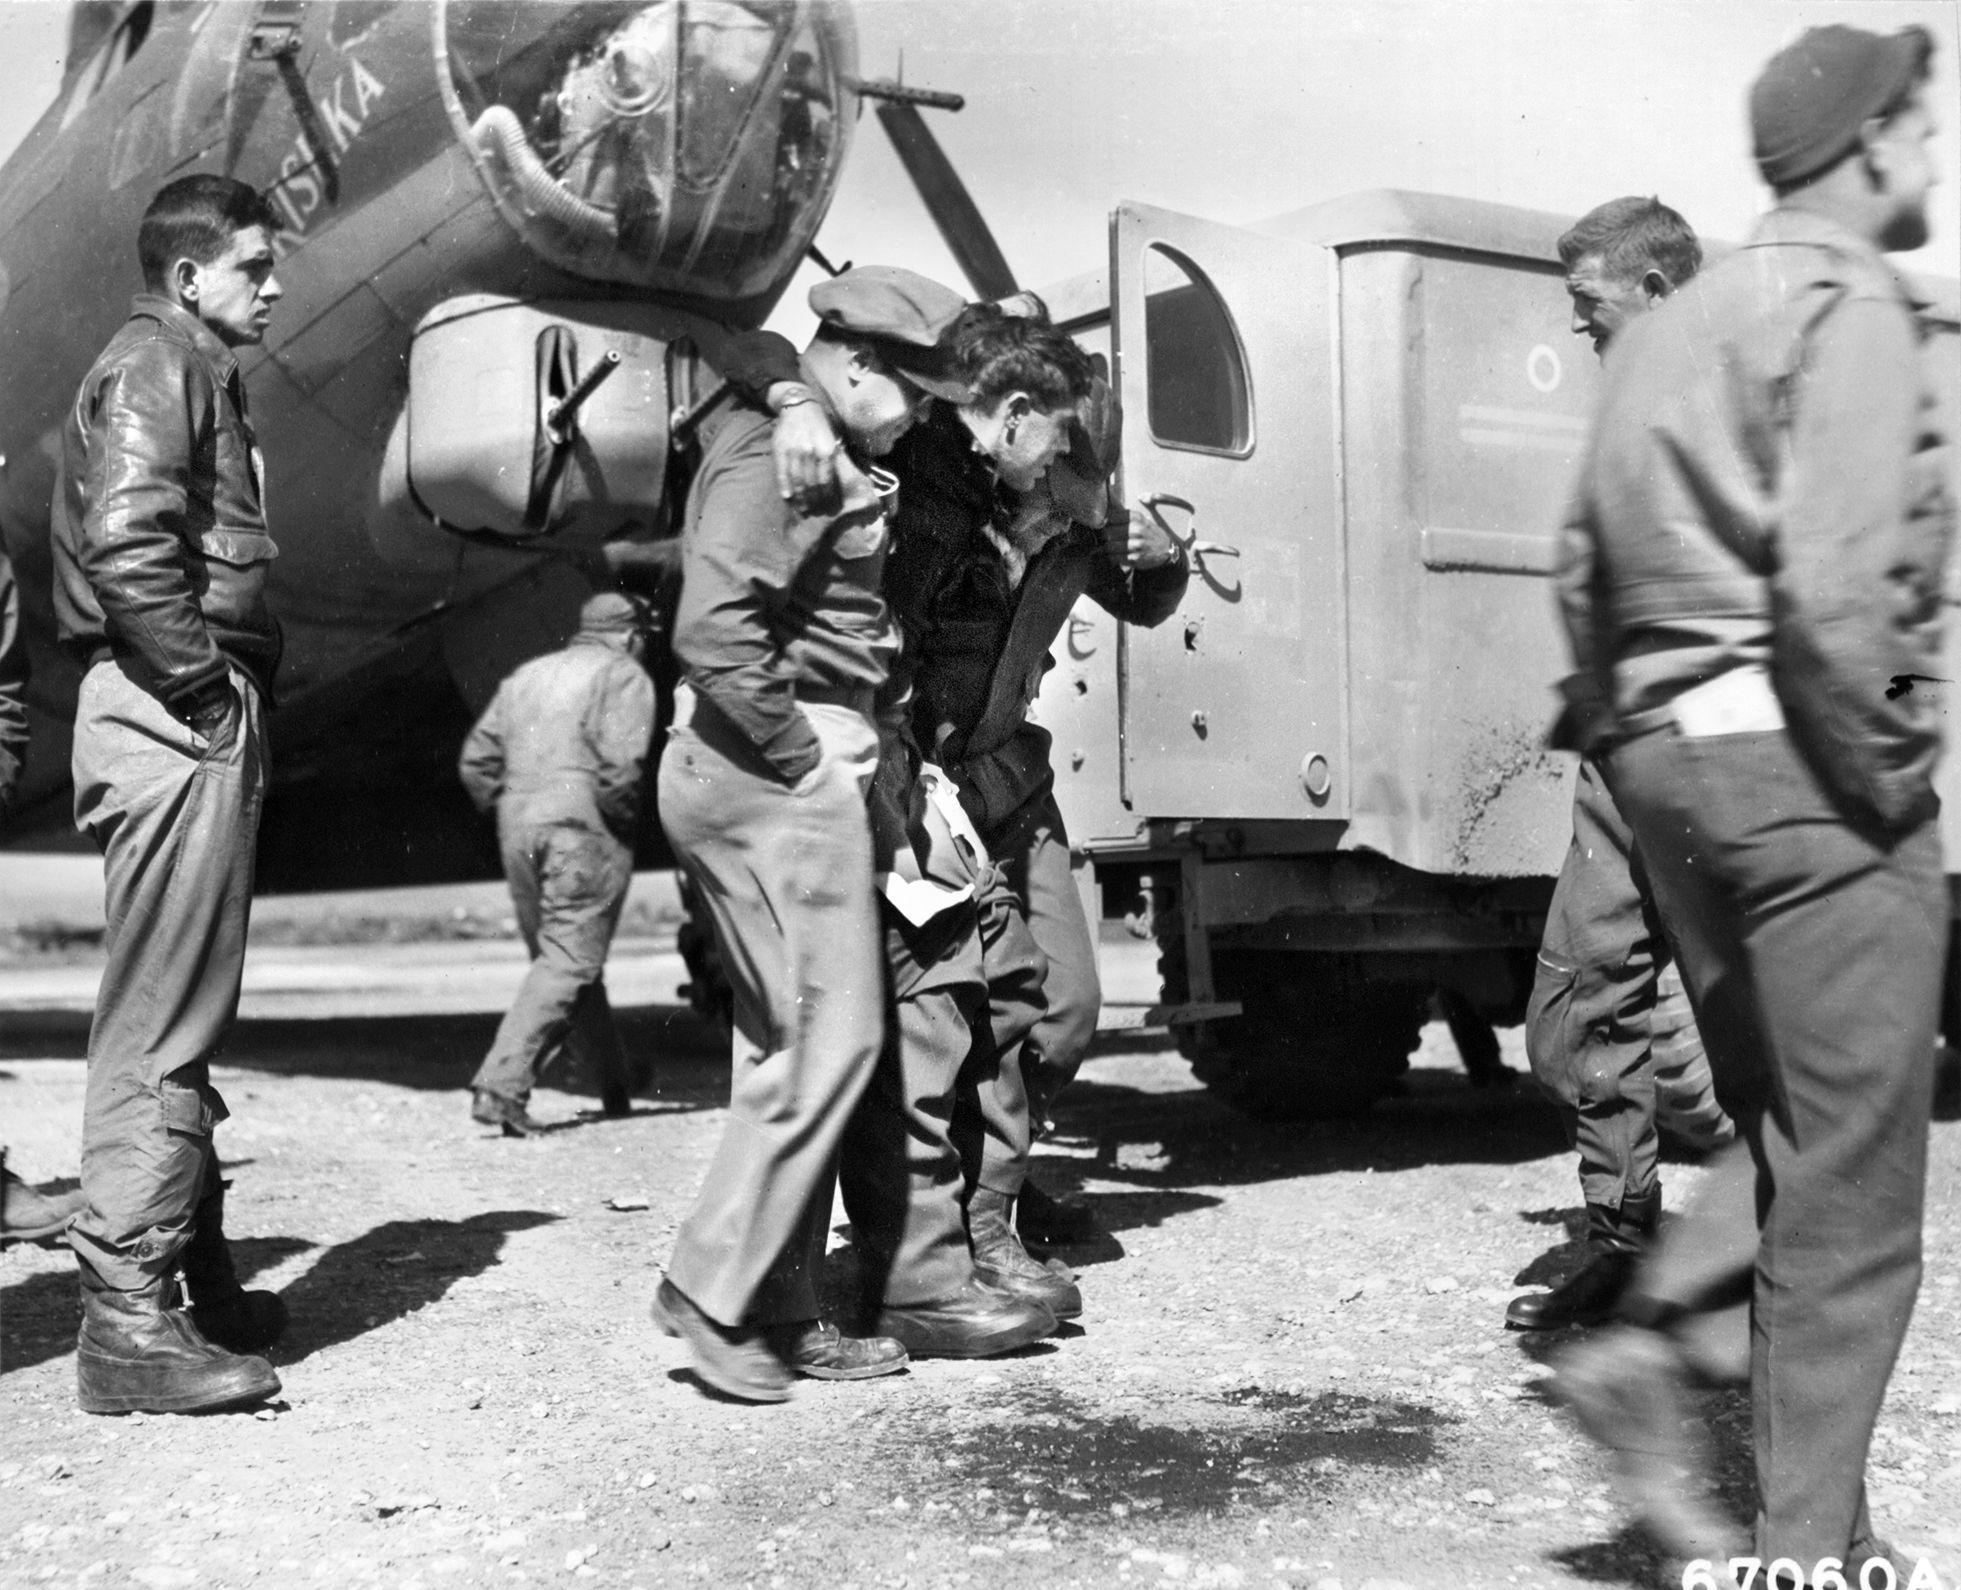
1140;493;1242;567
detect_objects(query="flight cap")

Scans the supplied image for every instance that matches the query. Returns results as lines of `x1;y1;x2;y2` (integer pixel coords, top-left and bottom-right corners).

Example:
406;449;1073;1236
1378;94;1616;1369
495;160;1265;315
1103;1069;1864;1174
810;265;973;402
577;590;651;636
1750;24;1933;187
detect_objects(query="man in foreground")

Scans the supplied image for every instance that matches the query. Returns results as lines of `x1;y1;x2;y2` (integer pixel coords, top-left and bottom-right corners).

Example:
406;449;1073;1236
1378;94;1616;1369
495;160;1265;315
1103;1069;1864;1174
1555;27;1949;1578
1508;196;1735;1334
460;592;656;1136
653;266;971;1402
53;175;291;1414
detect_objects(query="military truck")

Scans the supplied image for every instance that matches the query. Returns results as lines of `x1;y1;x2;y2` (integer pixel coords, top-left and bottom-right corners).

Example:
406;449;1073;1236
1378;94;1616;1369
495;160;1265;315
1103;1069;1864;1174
1031;190;1961;1118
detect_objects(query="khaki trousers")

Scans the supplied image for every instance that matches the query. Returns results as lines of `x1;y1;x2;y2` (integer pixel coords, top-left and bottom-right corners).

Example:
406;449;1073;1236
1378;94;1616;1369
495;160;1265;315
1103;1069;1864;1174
1610;724;1943;1565
978;791;1100;1193
470;819;633;1107
659;701;883;1328
68;660;265;1291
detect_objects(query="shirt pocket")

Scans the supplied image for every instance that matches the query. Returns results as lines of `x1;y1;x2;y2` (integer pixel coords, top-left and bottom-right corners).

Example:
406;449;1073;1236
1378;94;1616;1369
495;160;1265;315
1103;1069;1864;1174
194;528;279;627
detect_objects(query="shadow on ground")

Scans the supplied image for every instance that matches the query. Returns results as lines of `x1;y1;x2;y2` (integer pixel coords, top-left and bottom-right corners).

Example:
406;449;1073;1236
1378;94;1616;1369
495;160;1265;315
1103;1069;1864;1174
0;1005;729;1109
1;1211;561;1377
275;1210;562;1363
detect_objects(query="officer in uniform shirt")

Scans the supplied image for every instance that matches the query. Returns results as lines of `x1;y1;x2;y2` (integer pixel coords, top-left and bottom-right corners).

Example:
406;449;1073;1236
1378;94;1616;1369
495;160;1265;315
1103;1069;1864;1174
1553;29;1949;1579
652;266;971;1403
1508;197;1736;1334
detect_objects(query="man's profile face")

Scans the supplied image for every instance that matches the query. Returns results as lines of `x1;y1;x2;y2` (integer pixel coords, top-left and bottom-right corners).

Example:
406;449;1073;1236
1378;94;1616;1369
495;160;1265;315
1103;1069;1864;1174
1565;254;1658;358
1872;86;1940;254
179;225;282;348
840;355;931;458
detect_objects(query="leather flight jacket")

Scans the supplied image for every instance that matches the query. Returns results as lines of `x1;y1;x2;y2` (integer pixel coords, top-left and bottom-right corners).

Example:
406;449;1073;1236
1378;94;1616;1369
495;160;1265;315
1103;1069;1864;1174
52;295;282;708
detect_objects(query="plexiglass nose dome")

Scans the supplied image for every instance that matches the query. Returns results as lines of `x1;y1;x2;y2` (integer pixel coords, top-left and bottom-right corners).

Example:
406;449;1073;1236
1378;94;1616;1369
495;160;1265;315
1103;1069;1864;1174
436;0;857;305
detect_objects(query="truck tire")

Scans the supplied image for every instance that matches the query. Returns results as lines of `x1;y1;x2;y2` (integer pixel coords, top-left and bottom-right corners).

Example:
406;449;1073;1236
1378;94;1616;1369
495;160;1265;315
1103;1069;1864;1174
1160;936;1424;1119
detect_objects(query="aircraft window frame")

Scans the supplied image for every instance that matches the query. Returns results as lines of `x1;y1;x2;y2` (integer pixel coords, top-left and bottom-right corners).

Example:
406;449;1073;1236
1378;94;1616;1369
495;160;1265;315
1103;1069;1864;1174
1141;243;1254;459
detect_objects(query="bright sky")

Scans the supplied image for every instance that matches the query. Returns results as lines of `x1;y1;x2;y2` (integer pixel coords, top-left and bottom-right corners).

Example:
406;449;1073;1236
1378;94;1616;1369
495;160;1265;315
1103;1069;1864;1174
0;0;1954;342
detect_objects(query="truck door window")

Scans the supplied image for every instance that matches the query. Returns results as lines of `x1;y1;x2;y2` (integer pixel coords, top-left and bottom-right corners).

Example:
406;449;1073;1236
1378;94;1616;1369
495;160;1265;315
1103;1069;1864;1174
1143;244;1251;456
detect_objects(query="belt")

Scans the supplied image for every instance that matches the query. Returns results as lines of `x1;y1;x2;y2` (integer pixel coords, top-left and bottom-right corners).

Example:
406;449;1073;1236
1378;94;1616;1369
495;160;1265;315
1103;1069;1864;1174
1622;665;1786;739
799;682;876;713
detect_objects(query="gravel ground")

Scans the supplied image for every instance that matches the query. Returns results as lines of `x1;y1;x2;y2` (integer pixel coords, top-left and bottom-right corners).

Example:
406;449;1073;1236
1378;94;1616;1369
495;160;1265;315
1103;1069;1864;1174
3;937;1959;1590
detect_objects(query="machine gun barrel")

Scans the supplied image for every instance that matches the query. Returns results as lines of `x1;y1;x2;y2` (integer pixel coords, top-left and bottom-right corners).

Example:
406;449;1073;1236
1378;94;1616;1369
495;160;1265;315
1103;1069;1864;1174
546;350;623;440
847;78;965;112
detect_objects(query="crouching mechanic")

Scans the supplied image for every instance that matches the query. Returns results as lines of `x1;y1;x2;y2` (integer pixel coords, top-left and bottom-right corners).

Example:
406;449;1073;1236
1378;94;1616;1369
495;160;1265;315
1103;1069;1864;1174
653;266;971;1402
53;175;288;1414
460;592;656;1136
1508;197;1734;1334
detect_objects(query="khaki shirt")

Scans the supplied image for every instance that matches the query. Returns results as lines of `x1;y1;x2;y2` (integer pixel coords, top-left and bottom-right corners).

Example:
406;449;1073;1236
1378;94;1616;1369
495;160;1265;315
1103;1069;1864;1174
1559;207;1954;831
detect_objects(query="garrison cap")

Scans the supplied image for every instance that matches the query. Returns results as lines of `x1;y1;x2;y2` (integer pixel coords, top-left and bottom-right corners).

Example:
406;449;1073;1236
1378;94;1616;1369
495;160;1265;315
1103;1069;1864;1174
1750;24;1933;187
577;591;651;636
809;265;972;402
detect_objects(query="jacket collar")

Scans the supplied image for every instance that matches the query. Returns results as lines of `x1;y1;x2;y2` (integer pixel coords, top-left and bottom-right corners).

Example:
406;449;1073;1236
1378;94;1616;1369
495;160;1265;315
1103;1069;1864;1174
1747;206;1925;306
128;293;241;386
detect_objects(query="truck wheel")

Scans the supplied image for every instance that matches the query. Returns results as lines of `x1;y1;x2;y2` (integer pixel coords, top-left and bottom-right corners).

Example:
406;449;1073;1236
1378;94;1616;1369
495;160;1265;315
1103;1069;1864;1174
1159;935;1423;1119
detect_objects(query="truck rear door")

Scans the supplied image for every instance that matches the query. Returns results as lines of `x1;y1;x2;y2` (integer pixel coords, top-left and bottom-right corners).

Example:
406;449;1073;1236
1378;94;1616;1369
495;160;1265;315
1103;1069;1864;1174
1110;202;1347;821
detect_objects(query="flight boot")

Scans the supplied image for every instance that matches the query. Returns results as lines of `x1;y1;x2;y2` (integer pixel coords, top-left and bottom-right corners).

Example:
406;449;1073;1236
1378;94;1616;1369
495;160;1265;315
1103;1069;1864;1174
0;1160;86;1249
876;1276;1056;1359
180;1176;288;1355
968;1188;1082;1320
1015;1178;1104;1247
1506;1189;1658;1331
76;1266;281;1416
472;1088;546;1138
1552;1322;1737;1563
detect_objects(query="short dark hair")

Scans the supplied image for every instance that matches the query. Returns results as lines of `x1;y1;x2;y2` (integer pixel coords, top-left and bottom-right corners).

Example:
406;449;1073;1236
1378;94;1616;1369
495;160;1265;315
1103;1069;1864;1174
1556;197;1702;290
138;176;282;292
949;303;1094;413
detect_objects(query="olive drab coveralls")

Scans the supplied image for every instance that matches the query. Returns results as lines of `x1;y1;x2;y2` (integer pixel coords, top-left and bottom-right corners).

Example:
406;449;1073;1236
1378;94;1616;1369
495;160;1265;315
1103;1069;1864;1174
459;629;656;1110
658;393;897;1331
1527;757;1733;1213
1559;208;1953;1565
51;295;283;1293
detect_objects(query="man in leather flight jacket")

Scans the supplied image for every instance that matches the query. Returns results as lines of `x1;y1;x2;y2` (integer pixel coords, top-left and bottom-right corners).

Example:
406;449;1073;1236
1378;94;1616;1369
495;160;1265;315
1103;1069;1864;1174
52;176;289;1416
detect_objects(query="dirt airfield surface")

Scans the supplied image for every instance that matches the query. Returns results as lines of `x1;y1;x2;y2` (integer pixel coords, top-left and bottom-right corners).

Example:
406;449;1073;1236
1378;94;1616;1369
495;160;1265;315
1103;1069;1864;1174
4;914;1960;1590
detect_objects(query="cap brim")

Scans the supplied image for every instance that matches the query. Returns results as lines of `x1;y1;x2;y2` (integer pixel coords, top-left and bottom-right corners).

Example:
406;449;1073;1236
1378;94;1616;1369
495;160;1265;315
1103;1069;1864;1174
897;367;974;404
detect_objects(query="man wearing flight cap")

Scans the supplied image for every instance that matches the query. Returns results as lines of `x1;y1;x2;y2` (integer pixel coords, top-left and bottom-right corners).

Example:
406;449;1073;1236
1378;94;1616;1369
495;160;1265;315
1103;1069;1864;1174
1553;24;1948;1581
652;265;969;1401
460;590;658;1135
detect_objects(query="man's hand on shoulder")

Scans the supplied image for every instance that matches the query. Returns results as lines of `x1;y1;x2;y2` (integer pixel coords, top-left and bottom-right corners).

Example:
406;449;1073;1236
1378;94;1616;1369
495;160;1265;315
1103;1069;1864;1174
768;382;844;515
1103;505;1180;570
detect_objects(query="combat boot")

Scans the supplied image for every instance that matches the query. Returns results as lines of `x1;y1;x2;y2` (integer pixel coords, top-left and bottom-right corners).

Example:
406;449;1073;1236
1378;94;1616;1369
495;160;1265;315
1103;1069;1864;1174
0;1161;86;1249
1506;1189;1659;1331
876;1276;1056;1359
76;1267;280;1415
1552;1323;1737;1562
968;1188;1082;1320
180;1175;287;1354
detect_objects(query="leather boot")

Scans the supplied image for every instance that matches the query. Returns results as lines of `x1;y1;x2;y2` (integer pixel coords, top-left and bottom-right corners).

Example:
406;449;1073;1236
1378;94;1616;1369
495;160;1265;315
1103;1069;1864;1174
876;1276;1056;1359
76;1268;281;1415
180;1175;287;1354
968;1188;1082;1320
0;1163;87;1249
1507;1190;1659;1331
